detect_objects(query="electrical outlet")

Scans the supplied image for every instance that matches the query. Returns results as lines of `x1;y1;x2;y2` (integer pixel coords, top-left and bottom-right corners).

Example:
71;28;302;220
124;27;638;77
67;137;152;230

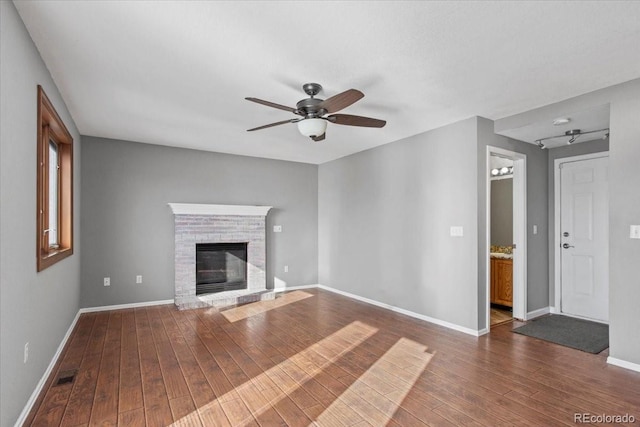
273;225;282;233
24;342;29;364
104;277;110;287
450;226;464;237
284;265;289;273
631;225;640;239
136;275;142;284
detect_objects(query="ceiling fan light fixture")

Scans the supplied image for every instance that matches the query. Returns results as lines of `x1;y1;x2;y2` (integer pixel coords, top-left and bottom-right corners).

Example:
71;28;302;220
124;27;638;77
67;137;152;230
297;118;327;138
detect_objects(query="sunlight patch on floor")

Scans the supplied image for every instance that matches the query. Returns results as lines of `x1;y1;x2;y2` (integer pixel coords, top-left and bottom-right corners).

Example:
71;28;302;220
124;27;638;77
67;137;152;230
314;337;433;426
221;290;314;322
170;320;378;426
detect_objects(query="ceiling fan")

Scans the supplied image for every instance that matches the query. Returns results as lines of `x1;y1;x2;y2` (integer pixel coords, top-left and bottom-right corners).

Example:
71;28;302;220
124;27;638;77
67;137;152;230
245;83;386;141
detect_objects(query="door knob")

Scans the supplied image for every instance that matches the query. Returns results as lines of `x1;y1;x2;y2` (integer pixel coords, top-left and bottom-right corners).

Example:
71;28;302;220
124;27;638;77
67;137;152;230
562;243;574;249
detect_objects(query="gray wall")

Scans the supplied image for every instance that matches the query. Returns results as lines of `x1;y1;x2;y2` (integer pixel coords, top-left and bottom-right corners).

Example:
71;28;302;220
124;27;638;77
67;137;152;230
490;178;513;246
318;116;551;332
546;138;609;308
319;118;480;331
80;137;318;308
609;86;640;366
0;2;82;425
477;117;549;328
496;78;640;366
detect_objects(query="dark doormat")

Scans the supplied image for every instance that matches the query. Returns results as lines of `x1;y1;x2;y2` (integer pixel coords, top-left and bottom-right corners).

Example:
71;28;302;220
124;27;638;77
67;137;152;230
512;314;608;354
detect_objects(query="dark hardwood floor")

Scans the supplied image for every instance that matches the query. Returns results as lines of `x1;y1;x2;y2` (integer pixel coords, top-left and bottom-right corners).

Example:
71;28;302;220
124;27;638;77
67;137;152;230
26;288;640;426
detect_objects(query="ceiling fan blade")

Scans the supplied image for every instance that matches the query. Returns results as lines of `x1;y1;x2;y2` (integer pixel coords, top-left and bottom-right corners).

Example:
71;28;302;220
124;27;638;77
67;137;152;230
247;119;297;132
245;97;299;114
318;89;364;113
311;133;325;142
327;114;386;128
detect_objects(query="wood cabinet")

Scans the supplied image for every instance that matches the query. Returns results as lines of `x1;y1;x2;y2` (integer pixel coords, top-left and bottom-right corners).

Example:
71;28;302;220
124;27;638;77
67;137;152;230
491;257;513;307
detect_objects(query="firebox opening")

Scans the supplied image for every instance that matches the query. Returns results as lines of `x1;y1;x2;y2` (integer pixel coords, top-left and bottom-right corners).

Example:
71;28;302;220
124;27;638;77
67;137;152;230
196;242;248;295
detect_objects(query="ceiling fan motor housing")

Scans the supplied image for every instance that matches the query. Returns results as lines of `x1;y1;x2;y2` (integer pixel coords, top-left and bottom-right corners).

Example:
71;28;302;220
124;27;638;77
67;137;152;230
296;97;326;118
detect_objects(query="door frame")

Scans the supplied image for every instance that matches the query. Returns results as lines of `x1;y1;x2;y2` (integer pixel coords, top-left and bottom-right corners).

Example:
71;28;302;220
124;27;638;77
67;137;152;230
486;146;527;329
553;151;609;317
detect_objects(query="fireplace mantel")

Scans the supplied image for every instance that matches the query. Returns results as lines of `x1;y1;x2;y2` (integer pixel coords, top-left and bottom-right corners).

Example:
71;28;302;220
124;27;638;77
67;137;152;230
168;203;271;216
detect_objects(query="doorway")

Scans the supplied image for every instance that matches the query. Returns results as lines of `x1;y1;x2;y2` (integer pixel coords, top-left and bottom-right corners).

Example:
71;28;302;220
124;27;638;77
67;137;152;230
554;153;609;323
489;156;514;326
486;146;527;331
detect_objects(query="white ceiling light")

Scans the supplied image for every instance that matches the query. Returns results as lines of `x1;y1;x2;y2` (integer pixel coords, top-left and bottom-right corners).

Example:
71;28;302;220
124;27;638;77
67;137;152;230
490;167;513;178
552;117;571;126
297;119;327;139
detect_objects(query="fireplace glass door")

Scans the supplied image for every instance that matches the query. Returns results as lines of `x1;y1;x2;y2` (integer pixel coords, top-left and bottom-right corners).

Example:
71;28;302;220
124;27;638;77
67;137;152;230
196;242;248;295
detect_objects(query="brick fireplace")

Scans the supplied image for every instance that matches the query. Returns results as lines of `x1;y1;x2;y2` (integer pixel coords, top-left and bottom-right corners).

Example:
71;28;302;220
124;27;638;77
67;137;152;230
168;203;273;310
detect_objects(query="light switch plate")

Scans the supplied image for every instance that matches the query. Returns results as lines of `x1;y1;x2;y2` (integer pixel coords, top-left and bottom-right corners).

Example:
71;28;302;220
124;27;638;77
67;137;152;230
630;225;640;239
450;226;464;237
533;225;538;235
273;225;282;233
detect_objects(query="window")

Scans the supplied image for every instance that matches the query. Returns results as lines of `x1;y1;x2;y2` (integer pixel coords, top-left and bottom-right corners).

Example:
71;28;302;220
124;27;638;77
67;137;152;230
37;85;73;271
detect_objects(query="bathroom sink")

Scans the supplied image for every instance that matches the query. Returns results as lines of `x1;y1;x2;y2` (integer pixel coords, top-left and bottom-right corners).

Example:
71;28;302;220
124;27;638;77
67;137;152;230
490;252;513;259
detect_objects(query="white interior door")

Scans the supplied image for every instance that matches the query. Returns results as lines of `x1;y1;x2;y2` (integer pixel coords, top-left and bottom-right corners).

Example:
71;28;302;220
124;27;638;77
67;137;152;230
560;156;609;322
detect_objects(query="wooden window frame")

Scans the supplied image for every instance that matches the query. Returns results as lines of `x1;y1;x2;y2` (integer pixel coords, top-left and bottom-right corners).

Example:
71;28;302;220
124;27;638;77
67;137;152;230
37;85;73;271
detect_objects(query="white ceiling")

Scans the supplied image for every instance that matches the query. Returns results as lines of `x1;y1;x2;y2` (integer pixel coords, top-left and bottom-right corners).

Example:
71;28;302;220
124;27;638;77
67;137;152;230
14;1;640;164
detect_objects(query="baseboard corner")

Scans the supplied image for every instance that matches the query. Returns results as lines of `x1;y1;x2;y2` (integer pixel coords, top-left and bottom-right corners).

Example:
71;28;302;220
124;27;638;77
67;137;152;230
476;328;490;336
318;284;481;337
607;356;640;373
526;306;550;320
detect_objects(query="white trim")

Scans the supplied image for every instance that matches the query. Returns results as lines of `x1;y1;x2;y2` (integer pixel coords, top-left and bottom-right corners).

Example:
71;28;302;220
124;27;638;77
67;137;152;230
607;357;640;373
273;284;319;293
268;284;487;336
476;328;490;336
486;146;527;329
79;299;175;313
14;311;81;427
168;203;272;216
317;284;485;337
526;306;550;320
553;151;609;315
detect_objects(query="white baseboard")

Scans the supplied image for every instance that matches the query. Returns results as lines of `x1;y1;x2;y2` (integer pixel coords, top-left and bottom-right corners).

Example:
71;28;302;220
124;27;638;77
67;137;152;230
549;306;560;314
317;284;484;337
526;306;550;320
16;298;174;426
607;356;640;373
14;310;81;427
273;284;319;293
79;299;175;313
